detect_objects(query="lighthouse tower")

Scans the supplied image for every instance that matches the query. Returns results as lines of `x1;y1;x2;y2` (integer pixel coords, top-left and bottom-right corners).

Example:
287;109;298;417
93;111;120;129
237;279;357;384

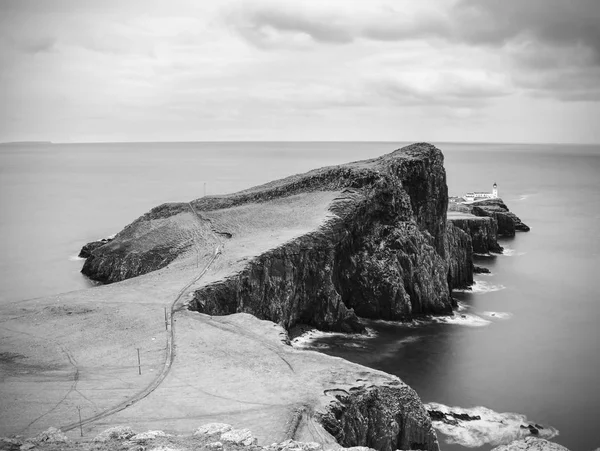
492;182;498;198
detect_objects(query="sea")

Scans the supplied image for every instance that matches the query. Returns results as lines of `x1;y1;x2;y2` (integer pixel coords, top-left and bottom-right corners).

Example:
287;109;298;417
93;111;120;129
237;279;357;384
0;142;598;450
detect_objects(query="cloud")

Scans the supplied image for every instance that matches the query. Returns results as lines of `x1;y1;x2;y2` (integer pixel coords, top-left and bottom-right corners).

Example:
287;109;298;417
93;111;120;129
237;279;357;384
370;70;513;107
229;0;600;62
226;1;452;47
454;0;600;62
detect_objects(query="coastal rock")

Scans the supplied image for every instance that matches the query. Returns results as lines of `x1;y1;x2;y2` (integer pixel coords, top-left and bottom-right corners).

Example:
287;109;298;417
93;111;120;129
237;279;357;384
81;203;197;283
491;436;569;451
78;239;109;258
445;223;473;291
473;265;490;274
447;215;503;254
469;199;530;235
190;143;453;329
318;384;439;451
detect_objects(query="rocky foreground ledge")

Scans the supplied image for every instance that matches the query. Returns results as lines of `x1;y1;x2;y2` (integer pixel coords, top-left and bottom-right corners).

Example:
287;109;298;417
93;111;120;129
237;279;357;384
0;424;569;451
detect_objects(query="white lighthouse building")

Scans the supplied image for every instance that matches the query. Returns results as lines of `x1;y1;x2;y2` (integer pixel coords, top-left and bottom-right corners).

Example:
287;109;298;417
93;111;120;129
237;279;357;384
463;183;499;203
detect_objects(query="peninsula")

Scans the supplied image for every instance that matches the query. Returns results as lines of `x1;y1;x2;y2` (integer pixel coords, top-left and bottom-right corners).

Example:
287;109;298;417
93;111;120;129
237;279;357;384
0;143;531;451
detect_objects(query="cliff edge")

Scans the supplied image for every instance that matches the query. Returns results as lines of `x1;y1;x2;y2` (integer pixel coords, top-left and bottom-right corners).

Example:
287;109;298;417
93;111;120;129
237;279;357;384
81;143;454;331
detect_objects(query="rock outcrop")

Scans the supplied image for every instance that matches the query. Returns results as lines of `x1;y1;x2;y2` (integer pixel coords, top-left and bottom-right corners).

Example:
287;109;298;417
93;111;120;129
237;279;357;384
467;199;530;236
319;385;438;451
189;143;453;329
491;437;569;451
445;223;474;291
447;215;503;254
81;204;204;283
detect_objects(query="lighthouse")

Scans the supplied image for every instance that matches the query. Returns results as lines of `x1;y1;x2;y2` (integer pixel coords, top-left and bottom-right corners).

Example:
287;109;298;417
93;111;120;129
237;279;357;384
492;182;498;198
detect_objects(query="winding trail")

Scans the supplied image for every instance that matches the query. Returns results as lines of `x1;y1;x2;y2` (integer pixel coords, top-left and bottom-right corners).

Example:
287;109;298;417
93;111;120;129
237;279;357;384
60;203;221;432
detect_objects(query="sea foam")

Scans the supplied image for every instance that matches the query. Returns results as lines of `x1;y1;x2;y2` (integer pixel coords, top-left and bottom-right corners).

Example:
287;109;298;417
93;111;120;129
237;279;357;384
425;402;559;448
68;255;85;261
501;248;526;257
481;311;513;320
291;328;377;349
454;280;506;294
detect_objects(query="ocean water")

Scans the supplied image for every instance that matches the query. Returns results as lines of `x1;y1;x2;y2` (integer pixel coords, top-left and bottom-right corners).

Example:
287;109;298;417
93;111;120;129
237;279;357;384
1;142;599;450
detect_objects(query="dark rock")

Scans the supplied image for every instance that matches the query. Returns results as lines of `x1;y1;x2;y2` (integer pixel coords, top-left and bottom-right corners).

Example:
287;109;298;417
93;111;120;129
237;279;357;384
445;223;473;291
453;413;481;421
473;265;490;274
469;198;530;235
78;237;113;258
190;143;453;331
320;385;439;451
447;216;503;254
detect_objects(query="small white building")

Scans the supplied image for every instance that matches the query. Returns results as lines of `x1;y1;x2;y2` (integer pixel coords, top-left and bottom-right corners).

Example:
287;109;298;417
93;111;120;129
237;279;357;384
463;183;498;203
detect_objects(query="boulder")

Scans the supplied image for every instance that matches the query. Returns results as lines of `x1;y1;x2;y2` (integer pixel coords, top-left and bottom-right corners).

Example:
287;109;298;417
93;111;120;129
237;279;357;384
93;426;136;442
193;423;233;437
220;428;257;446
131;430;170;441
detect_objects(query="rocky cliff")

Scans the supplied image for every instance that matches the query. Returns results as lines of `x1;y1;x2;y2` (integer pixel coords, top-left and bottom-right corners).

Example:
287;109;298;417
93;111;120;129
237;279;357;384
81;143;458;331
470;198;530;235
188;143;453;329
445;223;474;290
319;384;438;451
447;214;503;255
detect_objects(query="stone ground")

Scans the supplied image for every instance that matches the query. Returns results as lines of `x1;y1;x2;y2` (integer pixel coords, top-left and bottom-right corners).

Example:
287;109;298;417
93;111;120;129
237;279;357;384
0;190;398;446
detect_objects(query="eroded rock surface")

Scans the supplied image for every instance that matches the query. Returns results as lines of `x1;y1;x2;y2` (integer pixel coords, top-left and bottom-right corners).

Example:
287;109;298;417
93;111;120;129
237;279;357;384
319;385;438;451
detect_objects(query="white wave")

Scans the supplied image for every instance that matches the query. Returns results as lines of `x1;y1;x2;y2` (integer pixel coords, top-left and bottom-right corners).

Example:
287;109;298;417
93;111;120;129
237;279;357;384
291;327;376;349
430;313;491;327
68;255;85;261
454;280;505;294
501;248;526;257
481;311;513;320
425;402;559;448
456;301;469;312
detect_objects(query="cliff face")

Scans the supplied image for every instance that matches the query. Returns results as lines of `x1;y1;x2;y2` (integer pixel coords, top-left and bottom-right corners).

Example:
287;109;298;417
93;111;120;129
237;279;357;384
318;384;439;451
447;215;503;254
81;204;214;283
469;199;530;236
445;223;473;290
190;143;453;330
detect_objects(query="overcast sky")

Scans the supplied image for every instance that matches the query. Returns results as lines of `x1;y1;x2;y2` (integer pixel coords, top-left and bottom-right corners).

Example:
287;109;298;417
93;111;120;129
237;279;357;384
1;0;599;143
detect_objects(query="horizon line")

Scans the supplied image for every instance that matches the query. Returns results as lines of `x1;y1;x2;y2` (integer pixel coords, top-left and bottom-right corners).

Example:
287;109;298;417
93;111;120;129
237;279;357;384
1;139;599;146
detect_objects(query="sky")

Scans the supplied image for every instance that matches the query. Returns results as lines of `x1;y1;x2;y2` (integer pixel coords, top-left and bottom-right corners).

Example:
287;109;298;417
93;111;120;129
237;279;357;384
0;0;599;143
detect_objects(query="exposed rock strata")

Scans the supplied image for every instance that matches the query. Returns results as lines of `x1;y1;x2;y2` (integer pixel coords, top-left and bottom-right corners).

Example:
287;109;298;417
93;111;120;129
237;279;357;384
78;237;113;258
444;223;474;291
81;143;457;330
447;216;503;254
319;385;439;451
189;143;453;328
467;199;530;235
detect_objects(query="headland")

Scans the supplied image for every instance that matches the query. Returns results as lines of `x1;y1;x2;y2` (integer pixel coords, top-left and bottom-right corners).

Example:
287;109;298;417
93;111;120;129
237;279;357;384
0;143;534;450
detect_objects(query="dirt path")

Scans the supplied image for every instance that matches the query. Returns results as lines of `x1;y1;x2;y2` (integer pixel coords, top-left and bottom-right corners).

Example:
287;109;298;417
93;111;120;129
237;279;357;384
59;204;222;432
